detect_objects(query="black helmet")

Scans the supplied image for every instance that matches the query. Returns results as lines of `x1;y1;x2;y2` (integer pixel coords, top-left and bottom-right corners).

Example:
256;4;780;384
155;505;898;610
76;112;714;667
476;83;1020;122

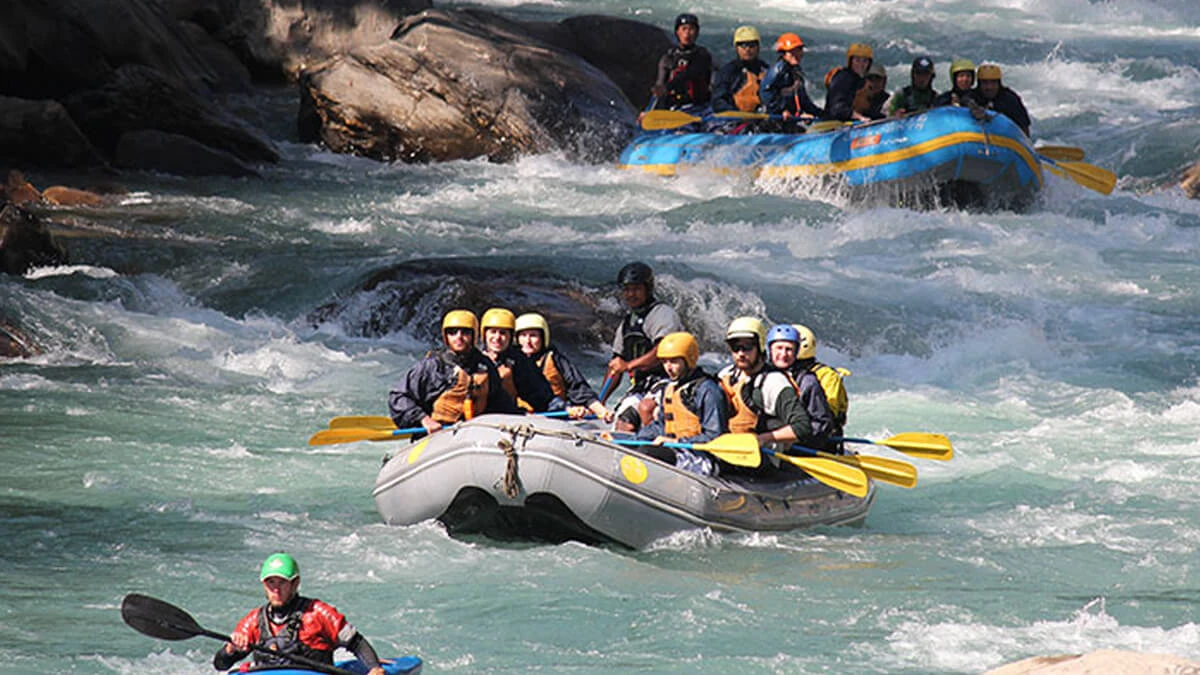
912;56;934;76
674;13;699;29
617;262;654;288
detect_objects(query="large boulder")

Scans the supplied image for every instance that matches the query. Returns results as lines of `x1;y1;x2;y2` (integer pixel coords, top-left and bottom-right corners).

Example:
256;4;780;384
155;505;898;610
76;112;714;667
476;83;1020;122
165;0;433;82
115;129;259;177
0;96;108;169
0;0;249;99
1182;159;1200;198
63;64;278;164
529;15;670;111
298;8;637;163
0;203;67;276
984;649;1200;674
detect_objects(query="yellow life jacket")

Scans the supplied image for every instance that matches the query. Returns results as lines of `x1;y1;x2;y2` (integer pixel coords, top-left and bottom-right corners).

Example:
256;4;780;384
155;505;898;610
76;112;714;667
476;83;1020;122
662;378;704;439
809;362;850;424
718;369;758;433
733;70;764;112
431;365;490;423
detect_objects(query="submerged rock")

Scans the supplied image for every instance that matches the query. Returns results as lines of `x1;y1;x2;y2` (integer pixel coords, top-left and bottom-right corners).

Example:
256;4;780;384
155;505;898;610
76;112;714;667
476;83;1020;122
984;649;1200;674
298;8;636;163
0;203;68;275
0;322;39;358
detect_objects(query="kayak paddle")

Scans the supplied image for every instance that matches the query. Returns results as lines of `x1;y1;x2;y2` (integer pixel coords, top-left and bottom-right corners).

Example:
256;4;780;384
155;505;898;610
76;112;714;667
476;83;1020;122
614;433;762;468
1034;144;1085;161
833;432;954;461
1038;155;1116;195
759;448;870;497
787;445;917;489
120;593;357;675
309;425;425;445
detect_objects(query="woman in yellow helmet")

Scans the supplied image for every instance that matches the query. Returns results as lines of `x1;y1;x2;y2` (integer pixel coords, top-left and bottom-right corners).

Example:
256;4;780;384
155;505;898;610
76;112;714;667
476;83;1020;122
479;307;565;414
515;312;613;422
387;309;522;433
634;332;729;477
824;42;874;121
933;57;979;108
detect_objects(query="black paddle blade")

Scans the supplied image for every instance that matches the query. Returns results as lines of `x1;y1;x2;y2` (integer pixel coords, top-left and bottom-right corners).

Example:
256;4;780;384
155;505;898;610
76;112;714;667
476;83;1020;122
121;593;204;641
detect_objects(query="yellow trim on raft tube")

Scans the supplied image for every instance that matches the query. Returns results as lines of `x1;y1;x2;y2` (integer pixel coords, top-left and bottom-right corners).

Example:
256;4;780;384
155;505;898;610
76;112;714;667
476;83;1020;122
619;130;1044;188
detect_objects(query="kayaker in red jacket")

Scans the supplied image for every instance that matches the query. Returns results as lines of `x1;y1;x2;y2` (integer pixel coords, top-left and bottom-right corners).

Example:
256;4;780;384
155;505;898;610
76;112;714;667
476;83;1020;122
213;553;386;675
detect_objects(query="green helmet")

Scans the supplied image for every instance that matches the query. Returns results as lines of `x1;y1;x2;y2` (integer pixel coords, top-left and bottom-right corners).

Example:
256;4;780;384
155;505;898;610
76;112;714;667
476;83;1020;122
260;553;300;581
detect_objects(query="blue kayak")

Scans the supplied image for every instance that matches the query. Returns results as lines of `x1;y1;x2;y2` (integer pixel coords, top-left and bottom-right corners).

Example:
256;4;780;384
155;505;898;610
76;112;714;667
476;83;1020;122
233;656;422;675
618;106;1043;211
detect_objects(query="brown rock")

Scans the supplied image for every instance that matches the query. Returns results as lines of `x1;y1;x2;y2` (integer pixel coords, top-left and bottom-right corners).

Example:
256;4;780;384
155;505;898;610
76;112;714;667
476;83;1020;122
3;169;42;205
984;649;1200;674
0;203;68;275
0;322;40;358
1182;160;1200;199
298;8;635;163
41;186;108;207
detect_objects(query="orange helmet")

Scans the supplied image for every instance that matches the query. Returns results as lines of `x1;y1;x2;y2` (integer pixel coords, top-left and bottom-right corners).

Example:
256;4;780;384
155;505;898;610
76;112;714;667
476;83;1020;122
846;42;874;64
774;33;804;52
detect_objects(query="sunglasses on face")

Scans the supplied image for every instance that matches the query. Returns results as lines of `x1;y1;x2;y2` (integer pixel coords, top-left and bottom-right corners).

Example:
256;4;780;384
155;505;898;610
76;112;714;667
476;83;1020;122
729;342;757;353
736;42;759;48
445;328;473;337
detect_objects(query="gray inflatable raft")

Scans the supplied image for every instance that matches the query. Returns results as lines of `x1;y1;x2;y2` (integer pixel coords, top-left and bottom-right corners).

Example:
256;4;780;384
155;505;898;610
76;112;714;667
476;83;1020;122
372;414;875;549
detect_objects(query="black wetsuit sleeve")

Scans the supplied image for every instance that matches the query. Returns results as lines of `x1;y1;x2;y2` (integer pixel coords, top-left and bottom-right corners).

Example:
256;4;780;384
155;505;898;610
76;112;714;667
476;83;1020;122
213;645;249;672
346;633;383;671
552;350;600;406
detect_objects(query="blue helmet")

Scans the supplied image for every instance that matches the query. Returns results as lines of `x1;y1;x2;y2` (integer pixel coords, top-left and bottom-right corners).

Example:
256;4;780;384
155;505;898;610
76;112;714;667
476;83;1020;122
766;324;799;346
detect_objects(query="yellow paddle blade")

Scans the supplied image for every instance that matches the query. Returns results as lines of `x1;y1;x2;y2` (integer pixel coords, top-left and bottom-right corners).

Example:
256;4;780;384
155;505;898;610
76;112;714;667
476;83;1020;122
713;111;770;120
640;110;703;131
1058;160;1117;195
693;433;762;468
1040;158;1116;195
774;455;869;497
308;427;412;446
1035;145;1085;161
329;415;396;430
878;433;954;461
833;453;917;489
807;120;850;134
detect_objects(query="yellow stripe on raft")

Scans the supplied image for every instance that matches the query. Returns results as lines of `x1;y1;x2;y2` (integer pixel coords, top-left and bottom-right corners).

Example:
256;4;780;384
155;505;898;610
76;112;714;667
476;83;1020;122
619;131;1044;188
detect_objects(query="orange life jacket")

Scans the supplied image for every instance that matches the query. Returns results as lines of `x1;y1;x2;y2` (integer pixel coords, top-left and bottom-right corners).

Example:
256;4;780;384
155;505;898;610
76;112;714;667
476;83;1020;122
824;66;844;89
718;369;759;433
431;364;490;423
535;351;567;399
662;377;705;439
733;70;764;112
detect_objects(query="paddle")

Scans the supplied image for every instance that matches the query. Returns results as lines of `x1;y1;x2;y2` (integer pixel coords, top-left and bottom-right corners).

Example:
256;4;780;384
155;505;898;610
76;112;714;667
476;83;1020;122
832;432;954;461
309;425;425;446
120;593;356;675
787;445;917;489
759;448;870;498
641;110;789;131
329;415;400;430
597;372;616;405
613;433;762;468
1038;155;1116;195
1034;145;1085;161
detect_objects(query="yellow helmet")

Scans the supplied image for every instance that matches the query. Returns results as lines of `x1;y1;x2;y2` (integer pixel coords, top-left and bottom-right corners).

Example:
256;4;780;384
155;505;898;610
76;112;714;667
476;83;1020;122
733;25;761;45
950;58;977;77
514;312;550;345
442;310;478;339
657;332;700;370
792;324;817;360
480;307;516;332
977;63;1002;81
725;317;766;351
846;43;874;64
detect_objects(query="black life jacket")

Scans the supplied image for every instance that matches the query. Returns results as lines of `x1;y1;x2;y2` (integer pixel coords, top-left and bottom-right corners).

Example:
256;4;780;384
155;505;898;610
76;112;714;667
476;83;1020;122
254;598;332;666
619;300;662;361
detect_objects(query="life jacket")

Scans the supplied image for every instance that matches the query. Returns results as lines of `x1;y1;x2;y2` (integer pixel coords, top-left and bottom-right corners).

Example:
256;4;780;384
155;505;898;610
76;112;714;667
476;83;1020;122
732;69;764;112
430;355;490;423
619;300;662;361
718;367;759;433
807;361;850;426
534;350;567;399
824;66;844;89
253;598;332;666
665;46;710;106
662;370;711;439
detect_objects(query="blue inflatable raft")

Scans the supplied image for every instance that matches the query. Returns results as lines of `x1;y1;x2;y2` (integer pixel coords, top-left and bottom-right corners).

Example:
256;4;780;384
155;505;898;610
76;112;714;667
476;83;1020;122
618;107;1043;210
233;656;422;674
